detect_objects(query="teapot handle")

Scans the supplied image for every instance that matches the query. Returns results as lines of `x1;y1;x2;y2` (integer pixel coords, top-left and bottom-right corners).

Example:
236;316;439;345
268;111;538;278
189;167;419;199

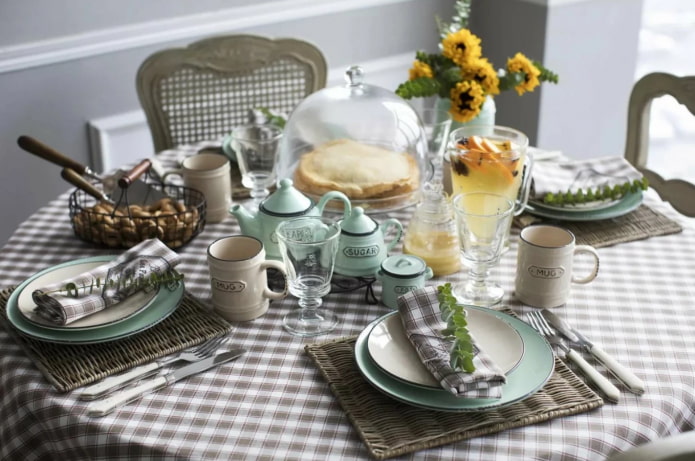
316;191;352;221
381;218;403;252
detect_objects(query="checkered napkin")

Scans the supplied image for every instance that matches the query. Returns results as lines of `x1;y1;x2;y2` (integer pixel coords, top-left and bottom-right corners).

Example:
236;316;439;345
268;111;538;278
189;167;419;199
32;238;181;325
532;156;643;199
397;287;506;398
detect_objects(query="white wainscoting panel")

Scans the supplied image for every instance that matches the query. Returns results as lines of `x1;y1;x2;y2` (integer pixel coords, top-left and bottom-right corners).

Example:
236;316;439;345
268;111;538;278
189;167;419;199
87;111;153;172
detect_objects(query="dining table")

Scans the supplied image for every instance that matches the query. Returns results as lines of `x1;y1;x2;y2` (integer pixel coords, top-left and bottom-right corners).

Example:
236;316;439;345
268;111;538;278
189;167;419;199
1;140;695;461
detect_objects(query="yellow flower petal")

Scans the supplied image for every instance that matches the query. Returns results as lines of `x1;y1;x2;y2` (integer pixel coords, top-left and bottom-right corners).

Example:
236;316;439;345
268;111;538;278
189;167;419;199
442;29;482;67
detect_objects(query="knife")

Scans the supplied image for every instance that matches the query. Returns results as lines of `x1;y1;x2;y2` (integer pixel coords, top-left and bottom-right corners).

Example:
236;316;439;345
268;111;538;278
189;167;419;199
541;309;645;395
86;348;246;417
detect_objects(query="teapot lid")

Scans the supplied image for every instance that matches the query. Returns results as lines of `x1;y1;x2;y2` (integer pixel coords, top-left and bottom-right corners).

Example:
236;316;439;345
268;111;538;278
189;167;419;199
260;178;313;216
380;255;428;278
340;207;378;235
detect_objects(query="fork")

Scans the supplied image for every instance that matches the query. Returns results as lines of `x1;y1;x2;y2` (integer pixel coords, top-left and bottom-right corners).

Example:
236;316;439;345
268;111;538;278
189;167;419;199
79;336;229;400
527;311;620;403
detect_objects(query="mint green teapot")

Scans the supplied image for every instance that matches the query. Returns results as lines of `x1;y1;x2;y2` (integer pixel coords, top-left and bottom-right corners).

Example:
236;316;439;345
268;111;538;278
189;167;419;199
230;178;351;260
335;207;402;277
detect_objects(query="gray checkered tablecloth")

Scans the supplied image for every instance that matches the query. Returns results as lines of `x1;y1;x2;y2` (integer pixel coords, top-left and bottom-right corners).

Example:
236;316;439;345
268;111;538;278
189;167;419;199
2;143;695;460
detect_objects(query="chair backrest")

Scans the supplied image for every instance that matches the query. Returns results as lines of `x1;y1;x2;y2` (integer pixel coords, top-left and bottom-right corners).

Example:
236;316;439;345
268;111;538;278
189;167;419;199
624;72;695;217
136;34;327;152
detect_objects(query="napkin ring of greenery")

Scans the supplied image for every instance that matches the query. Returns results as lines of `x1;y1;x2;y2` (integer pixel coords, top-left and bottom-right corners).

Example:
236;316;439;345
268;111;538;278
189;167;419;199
395;0;558;124
438;283;476;373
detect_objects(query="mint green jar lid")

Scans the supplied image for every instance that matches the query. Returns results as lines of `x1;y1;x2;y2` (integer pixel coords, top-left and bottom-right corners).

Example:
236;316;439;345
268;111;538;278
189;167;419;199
339;207;378;235
380;255;427;278
260;178;313;216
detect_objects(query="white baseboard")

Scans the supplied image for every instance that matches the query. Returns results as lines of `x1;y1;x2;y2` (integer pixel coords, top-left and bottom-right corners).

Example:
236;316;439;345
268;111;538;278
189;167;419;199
88;52;414;169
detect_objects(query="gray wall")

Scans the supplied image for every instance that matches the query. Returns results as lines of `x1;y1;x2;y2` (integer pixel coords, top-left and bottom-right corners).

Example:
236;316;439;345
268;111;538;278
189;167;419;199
471;0;644;154
0;0;453;246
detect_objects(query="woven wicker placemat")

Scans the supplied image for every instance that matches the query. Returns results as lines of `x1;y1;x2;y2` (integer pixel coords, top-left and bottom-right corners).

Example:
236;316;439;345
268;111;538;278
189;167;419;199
0;288;232;392
515;204;683;248
306;331;604;460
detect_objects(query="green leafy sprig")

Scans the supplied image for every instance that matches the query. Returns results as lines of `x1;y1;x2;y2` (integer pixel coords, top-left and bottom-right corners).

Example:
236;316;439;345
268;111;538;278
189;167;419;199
542;177;649;206
437;283;476;373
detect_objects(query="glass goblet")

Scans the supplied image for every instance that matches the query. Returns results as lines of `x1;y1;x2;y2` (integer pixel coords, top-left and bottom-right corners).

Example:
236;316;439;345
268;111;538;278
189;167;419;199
230;124;283;204
452;192;514;307
275;216;341;336
419;107;452;181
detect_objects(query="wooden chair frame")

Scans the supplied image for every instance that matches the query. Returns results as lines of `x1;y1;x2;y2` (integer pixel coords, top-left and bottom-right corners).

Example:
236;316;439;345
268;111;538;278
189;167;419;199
624;72;695;216
136;34;327;153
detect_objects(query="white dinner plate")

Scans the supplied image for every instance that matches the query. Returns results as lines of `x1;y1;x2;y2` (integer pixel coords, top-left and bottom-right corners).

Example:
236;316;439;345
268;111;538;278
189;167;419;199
367;310;524;389
355;307;555;412
6;256;184;344
17;258;157;330
528;196;621;212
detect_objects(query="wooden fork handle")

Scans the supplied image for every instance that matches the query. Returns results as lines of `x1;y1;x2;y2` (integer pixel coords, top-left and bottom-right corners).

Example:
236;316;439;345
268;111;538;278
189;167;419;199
117;159;152;188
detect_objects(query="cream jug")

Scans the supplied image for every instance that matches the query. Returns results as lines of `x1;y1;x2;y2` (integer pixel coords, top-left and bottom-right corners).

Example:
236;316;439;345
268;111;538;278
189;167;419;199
335;207;402;277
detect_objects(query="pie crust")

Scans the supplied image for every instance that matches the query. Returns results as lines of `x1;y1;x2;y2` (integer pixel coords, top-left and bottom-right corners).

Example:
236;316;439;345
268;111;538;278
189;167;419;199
293;139;420;200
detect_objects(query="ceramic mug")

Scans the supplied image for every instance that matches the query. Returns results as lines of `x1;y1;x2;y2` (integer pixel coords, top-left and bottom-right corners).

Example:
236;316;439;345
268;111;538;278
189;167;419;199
162;153;232;223
515;224;600;308
207;235;287;321
376;255;434;310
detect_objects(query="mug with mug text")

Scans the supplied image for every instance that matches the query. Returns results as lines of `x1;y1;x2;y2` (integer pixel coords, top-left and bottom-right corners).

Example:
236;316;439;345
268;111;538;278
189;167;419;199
162;153;232;223
515;224;599;308
207;235;287;321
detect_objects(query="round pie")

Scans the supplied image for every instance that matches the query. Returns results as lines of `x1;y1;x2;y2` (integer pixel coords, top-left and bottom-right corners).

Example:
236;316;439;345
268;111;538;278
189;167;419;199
293;139;420;200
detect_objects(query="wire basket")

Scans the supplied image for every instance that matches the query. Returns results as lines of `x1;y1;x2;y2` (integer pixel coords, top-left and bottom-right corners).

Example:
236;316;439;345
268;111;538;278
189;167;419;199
68;184;206;249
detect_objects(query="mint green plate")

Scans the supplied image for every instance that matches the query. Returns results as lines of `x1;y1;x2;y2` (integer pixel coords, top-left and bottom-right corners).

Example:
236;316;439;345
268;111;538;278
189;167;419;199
355;307;554;412
525;190;643;222
6;256;184;344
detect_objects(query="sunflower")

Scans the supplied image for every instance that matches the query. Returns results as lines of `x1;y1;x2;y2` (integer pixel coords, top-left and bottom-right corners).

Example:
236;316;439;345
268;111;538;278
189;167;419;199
449;80;485;123
506;52;541;95
442;29;482;67
408;60;433;80
462;58;500;96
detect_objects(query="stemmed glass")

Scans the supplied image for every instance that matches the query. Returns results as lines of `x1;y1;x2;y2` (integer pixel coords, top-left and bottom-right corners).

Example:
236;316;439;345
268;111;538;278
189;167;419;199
452;192;514;307
275;216;341;336
419;107;452;184
231;124;283;204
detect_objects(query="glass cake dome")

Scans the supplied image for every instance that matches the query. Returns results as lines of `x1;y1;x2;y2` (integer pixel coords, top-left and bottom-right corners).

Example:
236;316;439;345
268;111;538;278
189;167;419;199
276;65;429;213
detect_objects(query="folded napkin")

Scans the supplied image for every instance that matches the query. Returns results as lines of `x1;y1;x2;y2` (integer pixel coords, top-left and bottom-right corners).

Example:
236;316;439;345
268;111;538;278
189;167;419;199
532;156;643;201
397;287;506;398
32;238;181;325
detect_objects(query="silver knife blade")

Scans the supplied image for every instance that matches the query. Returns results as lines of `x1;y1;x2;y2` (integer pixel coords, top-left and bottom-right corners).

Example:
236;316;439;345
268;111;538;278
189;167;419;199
541;309;645;395
87;348;246;417
541;309;579;342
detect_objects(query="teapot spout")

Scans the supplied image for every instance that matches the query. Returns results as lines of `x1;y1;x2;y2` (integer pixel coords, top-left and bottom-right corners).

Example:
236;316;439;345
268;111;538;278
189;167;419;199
229;203;261;238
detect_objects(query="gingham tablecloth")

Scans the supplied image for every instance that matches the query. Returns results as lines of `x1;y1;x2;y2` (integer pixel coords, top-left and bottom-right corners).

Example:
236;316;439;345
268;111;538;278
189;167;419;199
1;142;695;460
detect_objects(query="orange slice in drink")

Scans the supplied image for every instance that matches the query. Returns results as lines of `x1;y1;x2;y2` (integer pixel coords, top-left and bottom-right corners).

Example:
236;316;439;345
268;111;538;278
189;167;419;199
456;149;515;185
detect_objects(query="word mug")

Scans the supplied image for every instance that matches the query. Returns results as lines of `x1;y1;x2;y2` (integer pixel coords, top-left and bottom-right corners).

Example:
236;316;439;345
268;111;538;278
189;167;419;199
207;235;287;321
515;224;600;308
162;153;233;223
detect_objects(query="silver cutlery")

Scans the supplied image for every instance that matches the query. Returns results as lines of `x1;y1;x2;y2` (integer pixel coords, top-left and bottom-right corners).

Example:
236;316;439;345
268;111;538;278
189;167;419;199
541;309;645;395
79;336;229;400
527;311;621;403
87;348;246;417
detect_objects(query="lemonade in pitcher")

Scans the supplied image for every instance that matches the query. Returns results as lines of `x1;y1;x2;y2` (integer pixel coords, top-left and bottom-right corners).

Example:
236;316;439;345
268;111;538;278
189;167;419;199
448;125;531;220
